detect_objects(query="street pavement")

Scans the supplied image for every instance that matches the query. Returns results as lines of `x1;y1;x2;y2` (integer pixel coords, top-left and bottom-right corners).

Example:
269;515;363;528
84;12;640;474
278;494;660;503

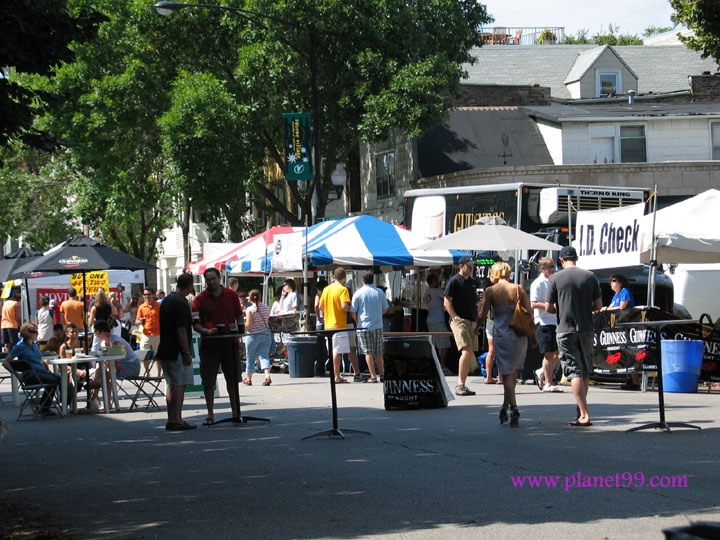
1;373;719;539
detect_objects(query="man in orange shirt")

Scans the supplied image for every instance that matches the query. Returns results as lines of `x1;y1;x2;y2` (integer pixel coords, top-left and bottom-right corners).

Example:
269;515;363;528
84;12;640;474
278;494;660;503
1;287;22;351
60;288;85;328
136;287;161;375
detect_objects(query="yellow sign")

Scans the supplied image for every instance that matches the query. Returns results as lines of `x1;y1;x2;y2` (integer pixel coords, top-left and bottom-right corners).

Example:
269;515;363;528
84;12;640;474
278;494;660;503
70;271;109;296
1;279;16;299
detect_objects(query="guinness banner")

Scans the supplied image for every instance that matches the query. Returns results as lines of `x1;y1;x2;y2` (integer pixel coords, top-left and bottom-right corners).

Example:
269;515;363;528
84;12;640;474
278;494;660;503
283;113;313;181
592;307;720;382
383;335;453;410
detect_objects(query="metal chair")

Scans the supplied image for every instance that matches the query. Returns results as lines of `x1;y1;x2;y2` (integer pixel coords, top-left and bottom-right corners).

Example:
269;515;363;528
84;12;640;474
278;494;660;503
0;352;11;405
5;359;62;420
125;350;164;411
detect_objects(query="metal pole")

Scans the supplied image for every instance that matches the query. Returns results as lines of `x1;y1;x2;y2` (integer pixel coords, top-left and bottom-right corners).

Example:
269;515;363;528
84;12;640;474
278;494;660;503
647;184;659;307
303;215;309;329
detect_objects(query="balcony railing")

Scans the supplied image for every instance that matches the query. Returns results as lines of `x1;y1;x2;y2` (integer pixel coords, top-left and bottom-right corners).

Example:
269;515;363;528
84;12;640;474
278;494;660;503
479;26;566;45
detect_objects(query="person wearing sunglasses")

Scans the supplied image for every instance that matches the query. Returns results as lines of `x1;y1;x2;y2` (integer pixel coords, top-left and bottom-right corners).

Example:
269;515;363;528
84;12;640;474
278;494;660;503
600;275;635;312
2;323;62;416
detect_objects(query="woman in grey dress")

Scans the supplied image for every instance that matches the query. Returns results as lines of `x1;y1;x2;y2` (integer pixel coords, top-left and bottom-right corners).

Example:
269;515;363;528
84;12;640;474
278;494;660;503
479;262;533;427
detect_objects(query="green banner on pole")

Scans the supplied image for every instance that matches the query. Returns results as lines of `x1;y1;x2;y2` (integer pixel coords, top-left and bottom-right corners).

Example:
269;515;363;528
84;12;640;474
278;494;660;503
283;112;313;181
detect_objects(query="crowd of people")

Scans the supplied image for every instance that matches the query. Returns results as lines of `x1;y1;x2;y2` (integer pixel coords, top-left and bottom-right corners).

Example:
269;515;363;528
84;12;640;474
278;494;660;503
2;251;633;428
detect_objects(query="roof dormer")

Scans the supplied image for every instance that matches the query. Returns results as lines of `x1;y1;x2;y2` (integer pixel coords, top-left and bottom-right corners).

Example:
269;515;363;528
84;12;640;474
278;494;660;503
564;45;639;99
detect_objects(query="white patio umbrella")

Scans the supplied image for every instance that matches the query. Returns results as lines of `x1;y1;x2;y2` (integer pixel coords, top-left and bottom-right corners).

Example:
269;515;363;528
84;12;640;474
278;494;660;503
416;216;562;252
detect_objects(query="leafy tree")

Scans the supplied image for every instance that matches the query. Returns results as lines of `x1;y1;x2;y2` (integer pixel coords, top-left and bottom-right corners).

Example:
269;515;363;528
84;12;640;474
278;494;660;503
159;0;492;221
670;0;720;61
159;71;261;240
563;24;643;45
643;25;674;37
0;144;81;250
45;0;179;261
0;0;103;154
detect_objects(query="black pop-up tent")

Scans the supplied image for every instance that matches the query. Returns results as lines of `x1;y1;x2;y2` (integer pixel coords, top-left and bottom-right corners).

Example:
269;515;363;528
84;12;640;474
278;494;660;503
14;235;156;349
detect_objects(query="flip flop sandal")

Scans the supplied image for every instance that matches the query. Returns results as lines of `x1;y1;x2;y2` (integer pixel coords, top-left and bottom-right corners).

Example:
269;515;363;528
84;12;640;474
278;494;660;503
569;421;593;427
335;378;349;384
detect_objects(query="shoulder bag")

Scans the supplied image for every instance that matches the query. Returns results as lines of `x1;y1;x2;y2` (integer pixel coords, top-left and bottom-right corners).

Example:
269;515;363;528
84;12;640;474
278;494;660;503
509;285;537;337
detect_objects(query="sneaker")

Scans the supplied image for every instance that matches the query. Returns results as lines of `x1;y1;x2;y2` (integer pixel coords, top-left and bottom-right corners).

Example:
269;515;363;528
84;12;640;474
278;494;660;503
88;398;102;411
353;373;368;382
455;384;476;396
262;377;272;386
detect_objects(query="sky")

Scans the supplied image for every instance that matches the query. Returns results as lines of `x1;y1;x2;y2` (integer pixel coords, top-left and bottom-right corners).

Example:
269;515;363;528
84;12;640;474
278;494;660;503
482;0;676;39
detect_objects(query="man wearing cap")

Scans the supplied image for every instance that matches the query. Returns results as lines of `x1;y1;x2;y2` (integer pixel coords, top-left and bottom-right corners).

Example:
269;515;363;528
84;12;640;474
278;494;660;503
443;256;479;396
545;246;602;426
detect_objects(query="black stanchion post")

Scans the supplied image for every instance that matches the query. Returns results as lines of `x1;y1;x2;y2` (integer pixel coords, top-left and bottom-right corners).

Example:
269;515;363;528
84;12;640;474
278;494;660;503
205;332;270;426
296;328;371;441
618;319;701;433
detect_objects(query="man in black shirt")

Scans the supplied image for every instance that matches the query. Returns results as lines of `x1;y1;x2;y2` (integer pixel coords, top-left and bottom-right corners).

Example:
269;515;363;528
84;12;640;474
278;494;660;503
546;246;602;426
157;273;196;431
444;256;479;396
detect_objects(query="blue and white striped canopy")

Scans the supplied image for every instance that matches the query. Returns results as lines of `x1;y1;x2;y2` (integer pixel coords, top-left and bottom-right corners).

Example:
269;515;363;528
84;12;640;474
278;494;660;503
305;215;468;269
227;215;469;273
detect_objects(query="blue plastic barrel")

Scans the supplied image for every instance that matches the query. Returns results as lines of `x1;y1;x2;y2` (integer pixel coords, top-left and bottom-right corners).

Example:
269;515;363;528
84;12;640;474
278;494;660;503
660;340;703;393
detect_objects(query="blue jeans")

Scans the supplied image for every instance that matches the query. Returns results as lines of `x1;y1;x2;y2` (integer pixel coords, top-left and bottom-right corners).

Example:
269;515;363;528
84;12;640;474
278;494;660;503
245;330;272;373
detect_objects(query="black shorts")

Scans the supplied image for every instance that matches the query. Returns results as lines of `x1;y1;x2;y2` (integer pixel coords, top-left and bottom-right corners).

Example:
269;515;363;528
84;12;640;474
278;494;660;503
2;328;19;348
536;324;558;354
199;343;240;388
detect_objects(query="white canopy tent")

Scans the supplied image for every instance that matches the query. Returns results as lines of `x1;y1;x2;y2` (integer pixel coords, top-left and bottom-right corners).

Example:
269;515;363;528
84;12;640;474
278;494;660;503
638;189;720;264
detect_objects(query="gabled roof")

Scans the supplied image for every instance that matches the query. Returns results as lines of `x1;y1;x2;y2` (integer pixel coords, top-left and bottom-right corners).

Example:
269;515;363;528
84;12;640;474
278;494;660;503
564;45;638;84
463;45;718;99
417;108;553;178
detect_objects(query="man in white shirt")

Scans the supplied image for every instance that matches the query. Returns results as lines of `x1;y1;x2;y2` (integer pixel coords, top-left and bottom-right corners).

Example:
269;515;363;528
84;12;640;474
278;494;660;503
424;274;452;375
530;257;562;392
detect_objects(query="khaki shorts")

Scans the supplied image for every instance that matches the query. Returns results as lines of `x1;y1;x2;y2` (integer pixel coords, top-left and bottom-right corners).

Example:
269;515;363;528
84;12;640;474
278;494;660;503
450;318;478;351
139;334;160;354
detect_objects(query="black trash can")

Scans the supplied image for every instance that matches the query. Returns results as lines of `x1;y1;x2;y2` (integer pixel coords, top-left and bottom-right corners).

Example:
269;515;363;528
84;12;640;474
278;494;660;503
287;337;317;378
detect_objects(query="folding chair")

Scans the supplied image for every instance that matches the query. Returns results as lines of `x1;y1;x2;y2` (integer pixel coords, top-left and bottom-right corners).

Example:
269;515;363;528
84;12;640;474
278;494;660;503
126;350;164;411
0;352;12;405
6;359;62;420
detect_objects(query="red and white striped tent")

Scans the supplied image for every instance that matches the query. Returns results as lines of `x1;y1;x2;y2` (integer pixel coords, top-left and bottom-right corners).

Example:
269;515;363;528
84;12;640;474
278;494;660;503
187;226;299;275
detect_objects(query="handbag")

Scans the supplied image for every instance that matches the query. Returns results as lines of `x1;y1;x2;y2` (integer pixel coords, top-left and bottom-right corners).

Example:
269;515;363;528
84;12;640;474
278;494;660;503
509;285;536;337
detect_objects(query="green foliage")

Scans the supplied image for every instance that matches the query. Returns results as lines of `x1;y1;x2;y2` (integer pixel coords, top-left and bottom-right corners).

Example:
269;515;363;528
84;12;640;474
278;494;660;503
0;144;81;251
0;0;104;153
5;0;492;254
563;24;643;45
159;71;259;239
670;0;720;61
643;25;674;37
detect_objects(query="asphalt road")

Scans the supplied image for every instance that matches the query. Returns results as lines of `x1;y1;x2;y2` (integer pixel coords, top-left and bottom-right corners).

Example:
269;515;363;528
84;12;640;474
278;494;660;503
1;374;719;539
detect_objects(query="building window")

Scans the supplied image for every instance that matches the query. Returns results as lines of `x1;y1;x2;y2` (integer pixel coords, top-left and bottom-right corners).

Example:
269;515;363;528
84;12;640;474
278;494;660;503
619;125;646;162
596;69;622;97
711;122;720;159
375;151;395;199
